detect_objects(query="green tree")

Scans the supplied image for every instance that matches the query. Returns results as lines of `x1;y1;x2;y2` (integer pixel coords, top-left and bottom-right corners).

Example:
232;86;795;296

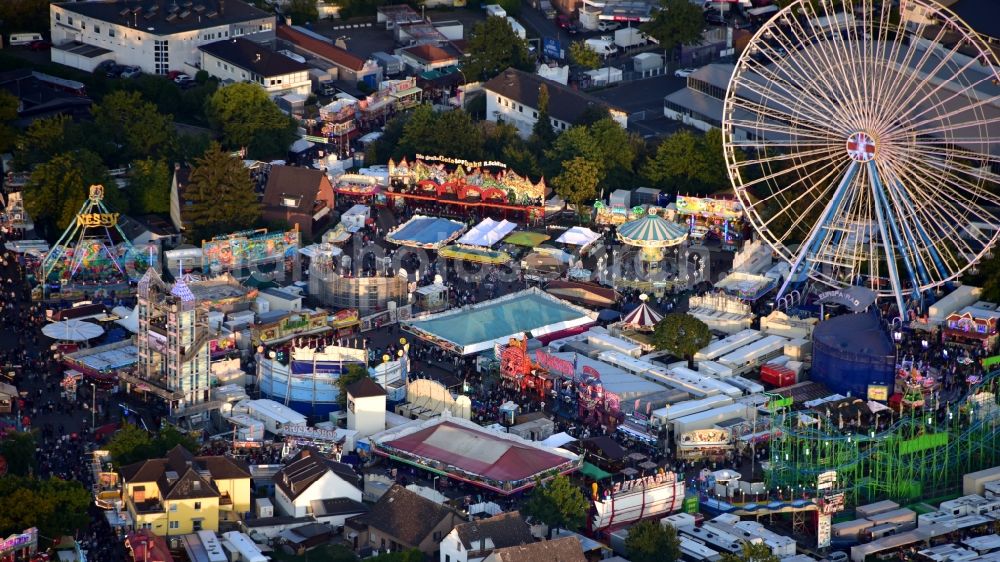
184;142;261;242
151;425;201;457
285;0;319;24
641;0;704;58
431;109;483;160
553;157;602;221
546;118;638;191
523;474;589;536
0;431;36;477
720;542;781;562
0;0;51;36
625;520;681;562
464;17;534;81
206;83;298;160
129;158;172;215
642;129;726;194
23;149;118;234
653;313;712;368
12;114;81;171
335;364;373;410
397;104;438;157
529;84;557;152
0;91;19;155
92;90;177;165
569;41;601;70
106;423;154;467
0;476;91;539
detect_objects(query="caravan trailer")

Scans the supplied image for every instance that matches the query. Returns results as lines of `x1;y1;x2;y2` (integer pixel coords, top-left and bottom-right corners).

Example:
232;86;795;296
695;329;763;361
650;396;734;429
668;367;744;398
717;335;788;375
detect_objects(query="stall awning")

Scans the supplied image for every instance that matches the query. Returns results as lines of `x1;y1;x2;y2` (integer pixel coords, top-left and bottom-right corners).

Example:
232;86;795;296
579;462;613;481
391;87;423;98
439;245;512;265
504;231;550;247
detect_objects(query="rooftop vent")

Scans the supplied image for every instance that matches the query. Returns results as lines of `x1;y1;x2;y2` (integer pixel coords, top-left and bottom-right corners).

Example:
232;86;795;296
193;4;206;12
179;10;191;18
205;10;218;17
119;8;131;16
165;14;178;22
132;6;143;14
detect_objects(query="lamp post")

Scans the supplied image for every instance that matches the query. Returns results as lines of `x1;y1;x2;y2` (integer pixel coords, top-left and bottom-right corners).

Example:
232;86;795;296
90;382;97;429
433;475;440;491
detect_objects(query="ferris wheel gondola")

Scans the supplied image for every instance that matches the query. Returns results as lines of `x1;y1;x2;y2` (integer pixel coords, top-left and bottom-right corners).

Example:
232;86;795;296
722;0;1000;317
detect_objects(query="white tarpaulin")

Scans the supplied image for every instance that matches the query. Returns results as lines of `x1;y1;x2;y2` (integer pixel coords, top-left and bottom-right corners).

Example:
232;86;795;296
540;432;576;448
556;226;600;246
457;218;517;247
112;305;139;333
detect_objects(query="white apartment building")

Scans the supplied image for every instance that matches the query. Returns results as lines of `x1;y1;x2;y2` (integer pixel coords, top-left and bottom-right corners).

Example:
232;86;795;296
483;67;627;138
199;37;311;96
49;0;275;74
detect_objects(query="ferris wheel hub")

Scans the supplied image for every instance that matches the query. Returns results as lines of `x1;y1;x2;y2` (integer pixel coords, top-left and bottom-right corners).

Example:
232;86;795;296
846;132;877;163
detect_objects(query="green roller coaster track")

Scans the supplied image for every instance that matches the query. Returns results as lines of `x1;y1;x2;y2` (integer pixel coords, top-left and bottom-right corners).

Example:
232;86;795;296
766;372;1000;506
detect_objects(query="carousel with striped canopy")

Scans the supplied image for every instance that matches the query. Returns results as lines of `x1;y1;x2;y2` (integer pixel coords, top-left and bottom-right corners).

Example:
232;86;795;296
617;209;688;261
622;294;662;332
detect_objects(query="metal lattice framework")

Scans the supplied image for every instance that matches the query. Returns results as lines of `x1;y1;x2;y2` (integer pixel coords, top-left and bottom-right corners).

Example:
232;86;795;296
767;371;1000;506
723;0;1000;317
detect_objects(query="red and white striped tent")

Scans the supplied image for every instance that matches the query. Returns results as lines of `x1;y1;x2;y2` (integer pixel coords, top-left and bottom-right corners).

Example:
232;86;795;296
622;299;662;331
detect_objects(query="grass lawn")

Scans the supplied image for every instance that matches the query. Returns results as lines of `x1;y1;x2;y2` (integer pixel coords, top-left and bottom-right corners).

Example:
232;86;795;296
270;543;358;562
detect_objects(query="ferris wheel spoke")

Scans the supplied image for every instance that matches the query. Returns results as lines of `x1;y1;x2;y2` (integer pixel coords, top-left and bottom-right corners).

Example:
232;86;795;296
729;76;848;138
731;146;838;168
754;159;851;233
877;11;972;120
876;162;961;284
890;98;1000;141
894;147;1000;206
724;116;841;145
737;62;850;130
814;0;875;129
894;144;1000;188
883;47;988;132
878;159;985;276
874;161;946;288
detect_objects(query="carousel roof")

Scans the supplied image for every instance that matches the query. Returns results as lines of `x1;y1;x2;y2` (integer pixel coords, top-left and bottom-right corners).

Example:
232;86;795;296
617;213;688;248
622;301;662;330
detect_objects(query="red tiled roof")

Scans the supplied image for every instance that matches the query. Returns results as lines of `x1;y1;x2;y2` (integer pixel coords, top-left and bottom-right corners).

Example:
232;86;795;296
401;43;458;64
277;25;365;71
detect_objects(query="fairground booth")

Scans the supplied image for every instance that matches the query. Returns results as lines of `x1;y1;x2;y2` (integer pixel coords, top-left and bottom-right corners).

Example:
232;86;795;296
673;195;744;248
386;156;547;223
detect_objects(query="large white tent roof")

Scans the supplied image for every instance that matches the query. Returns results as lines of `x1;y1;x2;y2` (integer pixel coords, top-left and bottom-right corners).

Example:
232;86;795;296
457;218;518;247
556;226;600;246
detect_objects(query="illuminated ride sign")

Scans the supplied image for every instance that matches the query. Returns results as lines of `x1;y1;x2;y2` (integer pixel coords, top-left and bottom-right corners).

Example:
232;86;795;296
76;213;120;228
0;528;37;556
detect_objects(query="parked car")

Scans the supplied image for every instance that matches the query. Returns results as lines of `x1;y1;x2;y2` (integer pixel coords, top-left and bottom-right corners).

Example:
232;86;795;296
94;59;117;75
28;40;51;51
674;67;697;78
106;64;126;78
167;70;185;80
120;65;141;78
173;73;193;86
556;14;572;28
596;21;620;32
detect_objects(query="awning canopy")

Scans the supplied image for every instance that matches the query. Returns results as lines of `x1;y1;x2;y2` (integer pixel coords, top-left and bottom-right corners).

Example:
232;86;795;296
457;218;518;247
504;231;550;247
556;226;600;247
439;245;512;265
579;462;613;481
42;319;105;341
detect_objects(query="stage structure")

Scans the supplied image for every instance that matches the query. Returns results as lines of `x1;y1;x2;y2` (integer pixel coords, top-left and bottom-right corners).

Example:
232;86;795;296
767;369;1000;506
38;185;155;299
723;0;1000;318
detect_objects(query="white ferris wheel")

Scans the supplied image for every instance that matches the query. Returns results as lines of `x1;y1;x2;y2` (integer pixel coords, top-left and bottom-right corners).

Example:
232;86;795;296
722;0;1000;316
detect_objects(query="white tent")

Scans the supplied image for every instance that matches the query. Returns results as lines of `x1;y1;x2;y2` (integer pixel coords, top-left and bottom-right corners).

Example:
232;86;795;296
556;226;600;247
540;431;576;448
289;139;315;153
112;305;139;333
457;218;517;247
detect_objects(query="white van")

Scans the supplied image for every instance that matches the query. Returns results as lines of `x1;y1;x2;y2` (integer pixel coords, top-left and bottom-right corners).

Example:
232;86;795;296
8;33;42;46
584;38;619;58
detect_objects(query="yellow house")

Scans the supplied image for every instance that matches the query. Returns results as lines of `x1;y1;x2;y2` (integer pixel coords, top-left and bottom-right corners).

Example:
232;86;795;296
120;445;251;536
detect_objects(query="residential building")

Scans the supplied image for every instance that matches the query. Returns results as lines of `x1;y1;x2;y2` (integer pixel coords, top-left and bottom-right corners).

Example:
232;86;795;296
199;37;311;96
439;512;534;562
257;287;303;313
662;63;737;136
482;537;587;562
276;25;381;87
49;0;275;74
398;44;460;73
120;445;251;536
261;166;335;241
345;377;387;439
483;68;628;138
367;484;463;558
273;448;363;518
